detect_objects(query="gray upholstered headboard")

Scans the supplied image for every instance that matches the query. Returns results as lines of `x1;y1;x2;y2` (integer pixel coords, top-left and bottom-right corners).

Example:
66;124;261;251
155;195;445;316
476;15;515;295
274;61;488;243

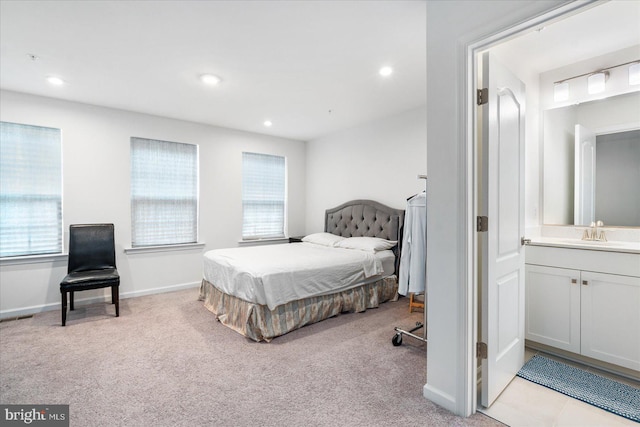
324;199;405;274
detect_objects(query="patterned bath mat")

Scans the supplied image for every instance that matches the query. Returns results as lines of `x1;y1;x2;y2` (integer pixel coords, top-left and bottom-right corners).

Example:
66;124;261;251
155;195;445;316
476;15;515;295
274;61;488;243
517;355;640;422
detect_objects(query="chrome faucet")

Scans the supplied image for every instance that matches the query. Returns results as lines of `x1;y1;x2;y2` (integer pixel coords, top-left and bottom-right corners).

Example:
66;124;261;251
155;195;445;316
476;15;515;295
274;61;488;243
595;220;607;241
582;220;607;241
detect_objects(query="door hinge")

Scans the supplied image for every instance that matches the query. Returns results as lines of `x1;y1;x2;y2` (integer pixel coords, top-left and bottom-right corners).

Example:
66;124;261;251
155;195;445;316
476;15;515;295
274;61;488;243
521;237;531;246
477;342;488;359
477;216;488;232
477;88;488;105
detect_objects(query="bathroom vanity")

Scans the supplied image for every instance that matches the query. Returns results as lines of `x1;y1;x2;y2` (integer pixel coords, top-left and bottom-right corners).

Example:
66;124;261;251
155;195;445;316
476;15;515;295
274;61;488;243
525;237;640;376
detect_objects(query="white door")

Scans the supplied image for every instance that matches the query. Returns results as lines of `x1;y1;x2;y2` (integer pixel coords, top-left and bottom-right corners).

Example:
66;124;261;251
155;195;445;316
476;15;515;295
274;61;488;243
479;52;526;408
574;124;596;226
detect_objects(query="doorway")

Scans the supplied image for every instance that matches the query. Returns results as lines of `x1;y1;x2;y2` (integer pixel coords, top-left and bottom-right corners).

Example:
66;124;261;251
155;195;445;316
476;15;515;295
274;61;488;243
469;0;638;414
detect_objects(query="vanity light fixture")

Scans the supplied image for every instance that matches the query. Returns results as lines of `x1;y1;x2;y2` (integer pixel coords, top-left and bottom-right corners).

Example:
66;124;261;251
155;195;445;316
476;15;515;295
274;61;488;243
587;71;608;94
552;59;639;102
553;82;569;102
200;74;221;86
630;63;640;86
46;76;65;86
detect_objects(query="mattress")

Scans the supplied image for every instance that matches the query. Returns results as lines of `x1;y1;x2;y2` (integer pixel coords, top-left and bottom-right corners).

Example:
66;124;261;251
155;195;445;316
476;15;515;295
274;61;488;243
202;242;395;310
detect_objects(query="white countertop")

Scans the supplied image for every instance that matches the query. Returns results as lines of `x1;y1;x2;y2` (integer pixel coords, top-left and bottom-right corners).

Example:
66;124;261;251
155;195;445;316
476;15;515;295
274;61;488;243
528;237;640;254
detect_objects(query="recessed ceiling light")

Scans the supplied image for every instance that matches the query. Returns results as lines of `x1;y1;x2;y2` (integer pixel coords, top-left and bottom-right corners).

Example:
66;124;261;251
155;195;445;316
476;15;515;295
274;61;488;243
264;120;273;127
200;74;221;86
46;76;64;85
379;66;393;77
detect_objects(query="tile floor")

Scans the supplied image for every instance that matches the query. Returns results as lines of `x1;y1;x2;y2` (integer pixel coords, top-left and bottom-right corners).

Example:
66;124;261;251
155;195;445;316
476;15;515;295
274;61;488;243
479;348;640;427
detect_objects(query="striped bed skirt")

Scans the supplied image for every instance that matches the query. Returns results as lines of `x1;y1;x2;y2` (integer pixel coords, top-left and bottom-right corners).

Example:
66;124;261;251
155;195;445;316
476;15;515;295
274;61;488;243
198;276;398;342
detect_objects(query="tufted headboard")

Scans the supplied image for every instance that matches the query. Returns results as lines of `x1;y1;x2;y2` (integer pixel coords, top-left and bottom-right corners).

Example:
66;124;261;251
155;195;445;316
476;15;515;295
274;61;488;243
324;200;405;274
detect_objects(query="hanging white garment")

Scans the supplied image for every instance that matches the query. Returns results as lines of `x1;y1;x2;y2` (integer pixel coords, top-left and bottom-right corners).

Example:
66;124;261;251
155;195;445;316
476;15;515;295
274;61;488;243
398;192;426;296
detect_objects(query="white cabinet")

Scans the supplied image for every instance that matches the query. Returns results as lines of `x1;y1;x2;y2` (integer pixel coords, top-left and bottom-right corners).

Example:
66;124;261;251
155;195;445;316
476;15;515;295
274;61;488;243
580;271;640;370
525;265;580;353
525;245;640;372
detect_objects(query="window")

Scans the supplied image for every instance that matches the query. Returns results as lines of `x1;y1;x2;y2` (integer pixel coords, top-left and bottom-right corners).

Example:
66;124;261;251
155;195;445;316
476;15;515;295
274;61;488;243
0;122;62;257
130;137;198;247
242;152;286;239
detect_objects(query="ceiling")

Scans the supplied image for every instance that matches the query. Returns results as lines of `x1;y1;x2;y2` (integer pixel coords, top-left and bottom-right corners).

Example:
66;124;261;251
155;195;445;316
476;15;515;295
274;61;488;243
1;1;638;141
490;0;640;74
0;1;427;141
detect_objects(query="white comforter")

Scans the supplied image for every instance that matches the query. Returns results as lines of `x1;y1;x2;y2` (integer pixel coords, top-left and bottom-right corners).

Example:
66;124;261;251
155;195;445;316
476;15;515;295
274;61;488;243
203;242;395;310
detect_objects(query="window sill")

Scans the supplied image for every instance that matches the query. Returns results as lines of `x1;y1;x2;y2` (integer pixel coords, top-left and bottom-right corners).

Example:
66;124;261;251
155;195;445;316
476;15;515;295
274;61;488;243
0;253;68;266
237;237;289;246
124;242;206;255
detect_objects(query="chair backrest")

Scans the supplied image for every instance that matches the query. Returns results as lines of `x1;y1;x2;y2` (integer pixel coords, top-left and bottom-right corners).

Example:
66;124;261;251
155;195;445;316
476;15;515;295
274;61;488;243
68;224;116;273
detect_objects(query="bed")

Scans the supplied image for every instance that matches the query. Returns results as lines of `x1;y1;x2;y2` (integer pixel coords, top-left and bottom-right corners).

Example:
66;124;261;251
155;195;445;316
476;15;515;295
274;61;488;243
198;200;405;341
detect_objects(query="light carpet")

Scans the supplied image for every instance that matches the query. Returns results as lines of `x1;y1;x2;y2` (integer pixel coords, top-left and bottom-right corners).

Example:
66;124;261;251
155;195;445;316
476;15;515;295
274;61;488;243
0;288;503;426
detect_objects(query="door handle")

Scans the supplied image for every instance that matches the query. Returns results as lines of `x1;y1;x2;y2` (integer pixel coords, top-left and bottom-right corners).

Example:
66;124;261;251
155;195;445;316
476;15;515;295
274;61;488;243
521;237;531;246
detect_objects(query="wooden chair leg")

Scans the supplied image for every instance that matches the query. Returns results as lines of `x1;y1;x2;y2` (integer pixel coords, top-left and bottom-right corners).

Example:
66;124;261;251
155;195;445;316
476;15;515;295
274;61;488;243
70;291;75;311
409;293;425;313
61;291;67;326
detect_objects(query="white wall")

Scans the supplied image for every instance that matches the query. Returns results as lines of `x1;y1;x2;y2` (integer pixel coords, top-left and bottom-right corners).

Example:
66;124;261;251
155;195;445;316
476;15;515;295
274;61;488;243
305;106;427;232
575;90;640;131
425;0;570;416
0;90;307;317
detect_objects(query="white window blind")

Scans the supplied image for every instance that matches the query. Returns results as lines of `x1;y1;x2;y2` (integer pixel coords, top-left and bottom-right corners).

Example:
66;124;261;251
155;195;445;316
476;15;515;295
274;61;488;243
242;152;286;239
0;121;62;257
131;137;198;247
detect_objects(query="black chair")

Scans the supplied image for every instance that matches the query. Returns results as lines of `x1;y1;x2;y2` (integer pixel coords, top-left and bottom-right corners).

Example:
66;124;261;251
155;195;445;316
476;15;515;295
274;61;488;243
60;224;120;326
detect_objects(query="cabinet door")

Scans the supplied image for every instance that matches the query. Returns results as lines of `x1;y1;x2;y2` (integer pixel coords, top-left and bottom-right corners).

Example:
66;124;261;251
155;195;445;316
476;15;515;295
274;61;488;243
525;265;580;353
581;271;640;371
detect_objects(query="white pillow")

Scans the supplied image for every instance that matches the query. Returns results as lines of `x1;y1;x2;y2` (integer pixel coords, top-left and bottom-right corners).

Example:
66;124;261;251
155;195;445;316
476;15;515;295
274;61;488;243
301;232;345;247
335;237;397;252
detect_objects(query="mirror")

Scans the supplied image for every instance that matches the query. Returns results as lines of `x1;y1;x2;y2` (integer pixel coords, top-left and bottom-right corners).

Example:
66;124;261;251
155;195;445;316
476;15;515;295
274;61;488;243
543;91;640;227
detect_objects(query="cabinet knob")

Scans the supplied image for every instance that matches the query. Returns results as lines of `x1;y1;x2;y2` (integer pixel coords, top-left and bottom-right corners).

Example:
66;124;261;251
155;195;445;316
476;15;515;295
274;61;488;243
571;279;577;284
582;280;588;286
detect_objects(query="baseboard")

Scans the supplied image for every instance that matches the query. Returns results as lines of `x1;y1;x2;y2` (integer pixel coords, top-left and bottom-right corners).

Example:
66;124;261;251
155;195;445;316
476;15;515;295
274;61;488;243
121;281;201;300
0;281;201;320
423;383;458;414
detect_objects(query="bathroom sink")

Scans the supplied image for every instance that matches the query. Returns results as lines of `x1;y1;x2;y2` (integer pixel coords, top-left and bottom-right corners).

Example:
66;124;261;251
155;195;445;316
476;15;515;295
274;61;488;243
558;239;614;246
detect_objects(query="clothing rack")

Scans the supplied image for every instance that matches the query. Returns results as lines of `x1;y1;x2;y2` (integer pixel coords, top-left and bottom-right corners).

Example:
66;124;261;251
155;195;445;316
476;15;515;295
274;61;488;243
392;174;428;346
